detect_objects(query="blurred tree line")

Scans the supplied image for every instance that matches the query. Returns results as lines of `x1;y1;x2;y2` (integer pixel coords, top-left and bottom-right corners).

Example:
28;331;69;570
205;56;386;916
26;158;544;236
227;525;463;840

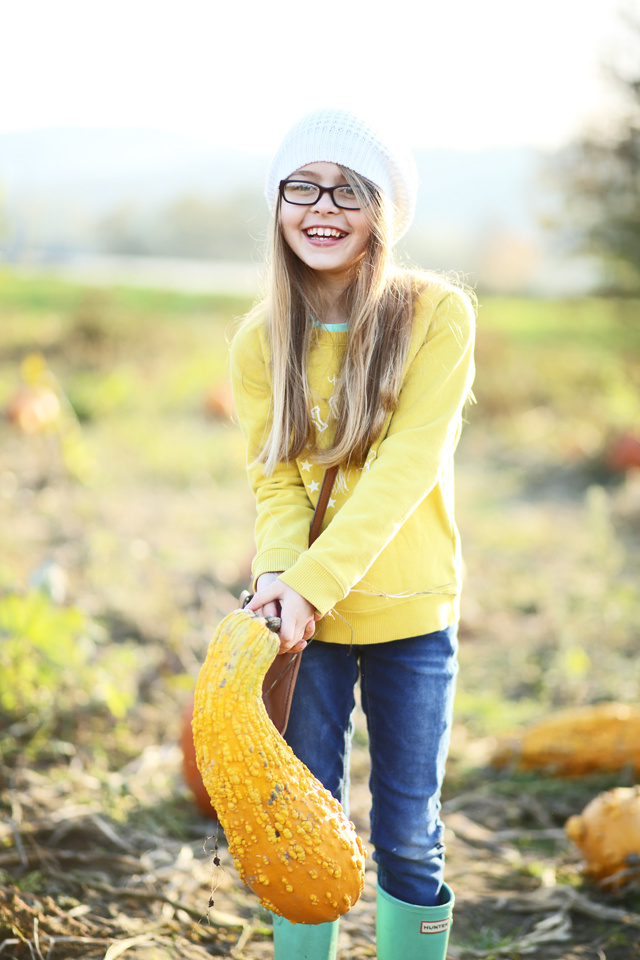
100;14;640;296
548;11;640;294
1;12;639;294
98;190;269;261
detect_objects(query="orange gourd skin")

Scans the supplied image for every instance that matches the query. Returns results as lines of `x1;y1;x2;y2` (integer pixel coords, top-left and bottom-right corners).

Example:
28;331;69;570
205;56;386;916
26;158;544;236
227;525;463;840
192;610;366;924
566;786;640;885
492;703;640;776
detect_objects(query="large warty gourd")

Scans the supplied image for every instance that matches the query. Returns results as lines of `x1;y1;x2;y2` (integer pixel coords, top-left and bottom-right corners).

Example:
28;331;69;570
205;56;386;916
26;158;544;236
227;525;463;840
192;610;366;924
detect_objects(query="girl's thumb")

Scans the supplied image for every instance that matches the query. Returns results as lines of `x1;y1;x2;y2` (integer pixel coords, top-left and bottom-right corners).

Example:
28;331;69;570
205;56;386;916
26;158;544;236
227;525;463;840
245;586;276;610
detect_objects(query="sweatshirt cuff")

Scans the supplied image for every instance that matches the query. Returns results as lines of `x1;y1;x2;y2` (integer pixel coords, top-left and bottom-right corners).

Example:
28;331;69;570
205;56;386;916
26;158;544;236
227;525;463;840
278;555;346;617
252;548;304;589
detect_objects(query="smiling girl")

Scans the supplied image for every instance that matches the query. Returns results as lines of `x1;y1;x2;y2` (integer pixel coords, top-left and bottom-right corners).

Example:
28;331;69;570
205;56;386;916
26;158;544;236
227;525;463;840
230;109;475;960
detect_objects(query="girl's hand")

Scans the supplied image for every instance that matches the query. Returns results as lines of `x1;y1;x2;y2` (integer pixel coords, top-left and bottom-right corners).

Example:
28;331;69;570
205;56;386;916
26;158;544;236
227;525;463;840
253;572;282;621
246;580;318;654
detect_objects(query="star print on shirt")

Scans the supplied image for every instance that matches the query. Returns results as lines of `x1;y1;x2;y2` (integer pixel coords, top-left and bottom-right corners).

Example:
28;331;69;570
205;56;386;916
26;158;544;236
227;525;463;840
310;405;328;433
300;460;312;472
309;480;320;493
328;497;336;508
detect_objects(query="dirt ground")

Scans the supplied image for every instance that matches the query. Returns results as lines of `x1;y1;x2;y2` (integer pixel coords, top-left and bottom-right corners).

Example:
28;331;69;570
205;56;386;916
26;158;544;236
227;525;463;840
2;287;640;958
2;425;640;960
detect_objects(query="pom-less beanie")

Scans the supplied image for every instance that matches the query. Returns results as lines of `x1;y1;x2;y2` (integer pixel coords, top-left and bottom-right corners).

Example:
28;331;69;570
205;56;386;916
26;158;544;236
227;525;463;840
265;108;418;242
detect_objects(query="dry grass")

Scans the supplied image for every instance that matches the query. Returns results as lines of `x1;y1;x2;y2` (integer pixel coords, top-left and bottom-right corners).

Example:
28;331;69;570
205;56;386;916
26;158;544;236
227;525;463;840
1;274;640;957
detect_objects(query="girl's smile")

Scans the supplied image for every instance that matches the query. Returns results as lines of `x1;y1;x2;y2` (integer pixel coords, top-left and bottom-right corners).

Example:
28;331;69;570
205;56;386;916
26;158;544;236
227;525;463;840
304;226;348;245
279;162;371;282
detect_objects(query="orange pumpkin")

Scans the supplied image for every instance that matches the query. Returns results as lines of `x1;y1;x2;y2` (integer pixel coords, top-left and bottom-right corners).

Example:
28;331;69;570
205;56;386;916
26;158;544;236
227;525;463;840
204;381;235;420
180;694;218;819
492;703;640;776
566;786;640;885
7;385;61;434
606;433;640;473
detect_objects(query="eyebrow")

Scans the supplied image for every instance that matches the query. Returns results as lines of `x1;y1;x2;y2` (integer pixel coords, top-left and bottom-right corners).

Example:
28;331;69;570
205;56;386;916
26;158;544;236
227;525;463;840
290;168;347;184
290;169;323;181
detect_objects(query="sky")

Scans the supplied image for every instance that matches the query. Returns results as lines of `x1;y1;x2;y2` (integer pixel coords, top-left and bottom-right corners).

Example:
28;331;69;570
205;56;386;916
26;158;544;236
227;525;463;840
1;0;633;153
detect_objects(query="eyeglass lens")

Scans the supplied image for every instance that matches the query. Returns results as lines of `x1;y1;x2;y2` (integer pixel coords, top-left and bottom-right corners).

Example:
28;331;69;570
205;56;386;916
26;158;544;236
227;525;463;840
282;181;360;209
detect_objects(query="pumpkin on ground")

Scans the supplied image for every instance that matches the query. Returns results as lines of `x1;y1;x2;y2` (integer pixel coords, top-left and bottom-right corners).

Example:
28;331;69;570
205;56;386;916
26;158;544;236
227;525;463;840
605;433;640;473
566;786;640;885
491;703;640;776
7;385;61;434
204;381;235;420
180;694;218;819
192;609;366;924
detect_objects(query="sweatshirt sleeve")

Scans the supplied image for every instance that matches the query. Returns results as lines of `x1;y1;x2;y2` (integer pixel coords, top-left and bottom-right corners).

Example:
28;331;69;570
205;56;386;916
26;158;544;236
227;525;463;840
230;316;314;582
278;290;475;615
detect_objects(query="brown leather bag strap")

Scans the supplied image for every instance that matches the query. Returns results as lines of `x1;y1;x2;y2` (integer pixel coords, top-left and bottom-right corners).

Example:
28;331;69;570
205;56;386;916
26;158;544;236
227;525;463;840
242;465;339;736
308;466;338;546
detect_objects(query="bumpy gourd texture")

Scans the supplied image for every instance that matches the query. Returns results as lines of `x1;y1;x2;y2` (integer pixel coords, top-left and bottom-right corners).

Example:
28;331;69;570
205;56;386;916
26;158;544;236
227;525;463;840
192;610;366;924
492;703;640;776
566;786;640;885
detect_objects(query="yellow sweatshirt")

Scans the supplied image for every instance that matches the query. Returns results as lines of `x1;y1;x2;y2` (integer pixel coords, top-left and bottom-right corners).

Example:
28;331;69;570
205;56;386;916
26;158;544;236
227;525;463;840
230;279;475;645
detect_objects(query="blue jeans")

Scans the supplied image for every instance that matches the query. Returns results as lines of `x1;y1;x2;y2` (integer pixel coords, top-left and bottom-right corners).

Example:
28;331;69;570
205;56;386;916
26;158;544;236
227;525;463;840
284;626;458;908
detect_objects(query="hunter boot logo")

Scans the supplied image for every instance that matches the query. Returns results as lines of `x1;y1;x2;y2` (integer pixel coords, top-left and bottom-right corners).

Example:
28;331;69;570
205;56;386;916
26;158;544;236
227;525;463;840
420;918;451;934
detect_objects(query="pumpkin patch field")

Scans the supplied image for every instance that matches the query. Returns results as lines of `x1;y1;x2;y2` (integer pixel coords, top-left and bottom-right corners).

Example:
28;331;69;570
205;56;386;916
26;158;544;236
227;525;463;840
1;272;640;959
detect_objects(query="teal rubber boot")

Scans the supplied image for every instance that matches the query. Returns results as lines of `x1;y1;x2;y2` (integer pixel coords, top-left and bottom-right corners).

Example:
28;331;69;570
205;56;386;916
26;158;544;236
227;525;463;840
272;914;339;960
376;882;454;959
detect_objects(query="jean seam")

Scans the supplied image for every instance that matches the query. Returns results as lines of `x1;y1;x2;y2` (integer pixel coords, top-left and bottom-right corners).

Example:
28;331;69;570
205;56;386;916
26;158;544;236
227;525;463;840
341;655;357;812
361;656;379;841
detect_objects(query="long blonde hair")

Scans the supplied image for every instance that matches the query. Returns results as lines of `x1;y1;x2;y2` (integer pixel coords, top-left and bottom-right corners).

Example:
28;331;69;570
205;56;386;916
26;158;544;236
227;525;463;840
250;167;425;474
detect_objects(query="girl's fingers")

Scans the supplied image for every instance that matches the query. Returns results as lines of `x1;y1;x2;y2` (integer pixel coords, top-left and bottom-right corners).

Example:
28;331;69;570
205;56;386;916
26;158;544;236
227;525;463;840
250;602;279;619
278;608;308;650
246;582;316;651
278;614;298;647
279;638;307;655
245;583;281;611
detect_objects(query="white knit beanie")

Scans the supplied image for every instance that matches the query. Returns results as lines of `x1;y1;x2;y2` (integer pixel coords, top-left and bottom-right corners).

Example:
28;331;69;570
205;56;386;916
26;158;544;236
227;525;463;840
265;108;418;242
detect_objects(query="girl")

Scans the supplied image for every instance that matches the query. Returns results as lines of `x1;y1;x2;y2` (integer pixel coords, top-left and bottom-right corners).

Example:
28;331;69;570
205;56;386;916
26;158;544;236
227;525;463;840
231;108;475;960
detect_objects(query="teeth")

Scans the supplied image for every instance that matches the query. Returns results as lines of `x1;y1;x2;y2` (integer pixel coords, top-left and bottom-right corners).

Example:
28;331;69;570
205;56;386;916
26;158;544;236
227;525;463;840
307;228;345;238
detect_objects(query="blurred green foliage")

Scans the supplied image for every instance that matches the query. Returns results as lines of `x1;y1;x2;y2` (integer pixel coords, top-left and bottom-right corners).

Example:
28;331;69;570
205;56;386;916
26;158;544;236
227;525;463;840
473;297;640;446
0;272;639;773
477;297;640;351
0;270;250;316
0;591;139;759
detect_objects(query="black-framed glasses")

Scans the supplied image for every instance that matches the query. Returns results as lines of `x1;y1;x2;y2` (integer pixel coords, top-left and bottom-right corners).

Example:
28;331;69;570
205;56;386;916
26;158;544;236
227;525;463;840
279;179;360;210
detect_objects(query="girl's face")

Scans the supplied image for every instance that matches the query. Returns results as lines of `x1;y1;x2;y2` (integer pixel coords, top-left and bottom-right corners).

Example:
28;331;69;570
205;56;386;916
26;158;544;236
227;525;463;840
279;162;371;282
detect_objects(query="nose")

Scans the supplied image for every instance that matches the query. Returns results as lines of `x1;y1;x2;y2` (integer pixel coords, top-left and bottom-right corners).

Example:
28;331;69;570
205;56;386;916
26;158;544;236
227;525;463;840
312;191;339;214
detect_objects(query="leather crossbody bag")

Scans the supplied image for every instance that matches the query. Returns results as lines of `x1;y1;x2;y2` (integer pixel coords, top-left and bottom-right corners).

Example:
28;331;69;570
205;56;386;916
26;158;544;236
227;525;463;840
240;465;338;735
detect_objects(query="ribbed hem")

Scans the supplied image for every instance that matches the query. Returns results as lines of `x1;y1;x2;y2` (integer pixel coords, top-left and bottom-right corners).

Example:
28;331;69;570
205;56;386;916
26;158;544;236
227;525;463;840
278;556;345;616
252;548;304;590
314;595;459;645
